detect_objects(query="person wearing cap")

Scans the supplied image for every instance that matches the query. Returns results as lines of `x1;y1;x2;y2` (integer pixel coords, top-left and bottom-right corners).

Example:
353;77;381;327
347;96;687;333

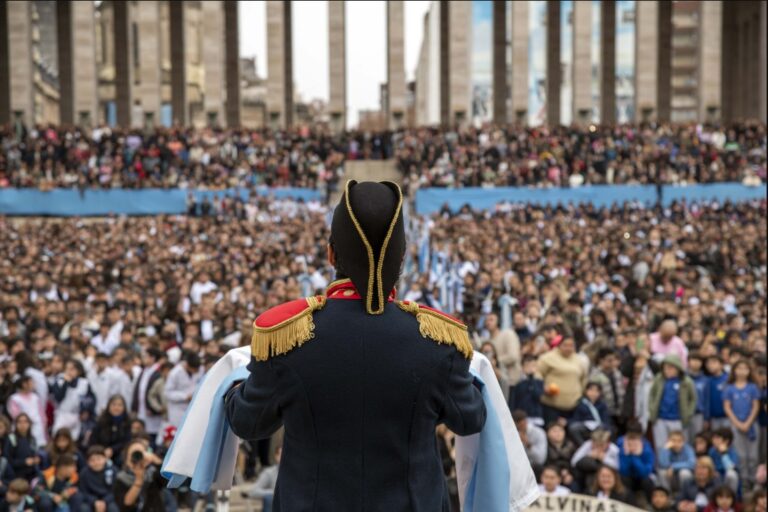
649;354;698;456
225;181;486;511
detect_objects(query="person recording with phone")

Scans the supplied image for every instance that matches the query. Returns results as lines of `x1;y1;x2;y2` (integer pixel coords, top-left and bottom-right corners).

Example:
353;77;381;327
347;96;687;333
113;439;168;512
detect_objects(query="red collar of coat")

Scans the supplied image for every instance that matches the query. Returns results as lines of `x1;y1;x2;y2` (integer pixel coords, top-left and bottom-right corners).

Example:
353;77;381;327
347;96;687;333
325;278;396;302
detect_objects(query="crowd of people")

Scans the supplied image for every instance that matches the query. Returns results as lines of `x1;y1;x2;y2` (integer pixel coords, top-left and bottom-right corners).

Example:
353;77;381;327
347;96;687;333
0;121;765;511
0;123;765;193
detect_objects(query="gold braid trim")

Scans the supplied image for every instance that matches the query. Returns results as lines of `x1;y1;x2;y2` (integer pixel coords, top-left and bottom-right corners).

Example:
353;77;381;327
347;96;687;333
251;296;326;361
397;301;473;359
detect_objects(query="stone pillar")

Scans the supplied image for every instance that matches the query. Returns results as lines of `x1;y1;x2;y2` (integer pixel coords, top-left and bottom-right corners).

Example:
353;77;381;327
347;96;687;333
0;1;8;123
113;0;133;127
202;1;225;126
545;1;560;126
492;0;507;125
387;0;406;129
657;0;672;123
224;1;241;127
761;0;767;124
267;0;292;129
169;0;186;125
57;1;98;127
635;1;658;121
449;0;471;125
439;0;449;126
328;0;345;132
572;0;591;124
5;1;34;126
136;1;162;127
510;0;528;124
698;1;722;122
600;1;616;125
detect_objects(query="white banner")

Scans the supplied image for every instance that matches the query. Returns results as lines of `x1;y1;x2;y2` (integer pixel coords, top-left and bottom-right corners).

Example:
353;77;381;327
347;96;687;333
524;494;645;512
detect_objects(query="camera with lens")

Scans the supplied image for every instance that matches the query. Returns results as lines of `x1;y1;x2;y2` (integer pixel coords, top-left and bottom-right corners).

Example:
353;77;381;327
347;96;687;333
130;450;144;465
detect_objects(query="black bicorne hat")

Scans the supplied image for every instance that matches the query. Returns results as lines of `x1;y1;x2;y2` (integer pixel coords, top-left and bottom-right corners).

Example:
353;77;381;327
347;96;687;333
330;180;405;315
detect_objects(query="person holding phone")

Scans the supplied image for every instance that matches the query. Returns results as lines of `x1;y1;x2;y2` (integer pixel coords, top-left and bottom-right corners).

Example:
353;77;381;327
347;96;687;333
113;439;167;512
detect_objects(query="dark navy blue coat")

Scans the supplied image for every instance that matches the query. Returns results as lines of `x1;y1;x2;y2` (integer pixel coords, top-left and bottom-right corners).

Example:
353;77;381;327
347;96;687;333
226;294;486;512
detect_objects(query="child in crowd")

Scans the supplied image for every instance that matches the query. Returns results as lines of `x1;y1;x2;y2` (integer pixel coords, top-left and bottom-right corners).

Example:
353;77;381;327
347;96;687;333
568;382;612;445
677;456;721;512
588;348;625;430
0;478;36;512
708;428;740;493
694;433;712;457
5;414;40;482
688;352;710;441
571;429;619;493
650;486;676;512
77;445;117;512
703;485;742;512
649;355;697;455
544;422;575;488
658;430;697;492
538;465;570;496
706;356;730;430
35;454;81;512
723;359;760;488
617;423;656;501
509;355;544;427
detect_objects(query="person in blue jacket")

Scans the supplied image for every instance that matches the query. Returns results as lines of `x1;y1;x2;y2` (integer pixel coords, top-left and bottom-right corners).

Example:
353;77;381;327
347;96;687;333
617;421;655;501
687;352;709;441
707;428;740;493
705;356;729;430
568;382;612;445
225;181;486;512
657;430;696;492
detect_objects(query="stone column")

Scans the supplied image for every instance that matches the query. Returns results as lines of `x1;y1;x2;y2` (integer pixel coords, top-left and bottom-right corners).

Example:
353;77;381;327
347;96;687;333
169;0;186;125
492;0;507;125
572;0;591;124
5;1;34;126
202;1;225;126
600;1;616;125
57;1;98;127
545;1;560;126
113;0;133;127
449;0;471;125
267;0;292;129
635;1;658;121
510;0;528;124
328;0;345;132
698;1;722;122
439;0;449;126
387;0;406;129
656;0;672;122
224;1;241;127
136;0;162;127
0;1;8;124
761;0;767;123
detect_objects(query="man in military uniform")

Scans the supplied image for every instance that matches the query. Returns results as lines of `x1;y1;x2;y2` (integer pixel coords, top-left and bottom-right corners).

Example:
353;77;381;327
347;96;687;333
225;180;486;511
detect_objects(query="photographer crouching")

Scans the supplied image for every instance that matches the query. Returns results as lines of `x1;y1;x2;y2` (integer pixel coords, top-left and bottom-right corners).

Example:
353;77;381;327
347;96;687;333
113;439;175;512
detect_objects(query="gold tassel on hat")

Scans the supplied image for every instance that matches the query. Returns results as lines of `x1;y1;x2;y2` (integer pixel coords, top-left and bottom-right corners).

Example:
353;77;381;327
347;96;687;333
251;296;326;361
397;301;473;359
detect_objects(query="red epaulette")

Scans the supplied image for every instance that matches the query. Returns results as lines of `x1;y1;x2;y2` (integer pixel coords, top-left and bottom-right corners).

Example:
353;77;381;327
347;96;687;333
396;301;473;359
251;296;326;361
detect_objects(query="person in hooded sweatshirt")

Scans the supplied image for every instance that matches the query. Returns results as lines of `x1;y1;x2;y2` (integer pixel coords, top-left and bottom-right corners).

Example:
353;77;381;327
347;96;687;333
78;445;117;512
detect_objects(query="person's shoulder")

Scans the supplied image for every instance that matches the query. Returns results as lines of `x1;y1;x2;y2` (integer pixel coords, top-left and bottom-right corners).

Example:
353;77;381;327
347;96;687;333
394;300;473;360
250;296;327;362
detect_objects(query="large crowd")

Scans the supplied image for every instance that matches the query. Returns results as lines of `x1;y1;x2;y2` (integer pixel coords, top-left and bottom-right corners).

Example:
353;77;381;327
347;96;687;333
0;123;765;193
0;122;765;512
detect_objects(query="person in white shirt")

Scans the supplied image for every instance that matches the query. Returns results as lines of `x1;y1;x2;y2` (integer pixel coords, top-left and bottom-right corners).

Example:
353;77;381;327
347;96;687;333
513;409;548;468
90;323;119;355
51;359;91;439
7;376;48;446
164;352;204;428
134;348;165;438
87;352;123;414
538;465;572;496
190;272;217;305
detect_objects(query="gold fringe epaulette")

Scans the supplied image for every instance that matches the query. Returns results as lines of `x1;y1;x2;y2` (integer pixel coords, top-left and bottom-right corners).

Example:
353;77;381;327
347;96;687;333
251;296;326;361
396;301;473;359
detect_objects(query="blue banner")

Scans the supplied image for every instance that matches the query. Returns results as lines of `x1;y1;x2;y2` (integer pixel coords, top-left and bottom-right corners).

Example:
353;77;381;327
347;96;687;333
0;187;322;216
414;183;766;214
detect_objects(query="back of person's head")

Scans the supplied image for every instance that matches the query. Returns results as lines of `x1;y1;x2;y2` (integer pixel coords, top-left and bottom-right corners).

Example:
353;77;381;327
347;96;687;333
55;453;76;469
184;351;201;370
6;478;30;502
590;429;611;445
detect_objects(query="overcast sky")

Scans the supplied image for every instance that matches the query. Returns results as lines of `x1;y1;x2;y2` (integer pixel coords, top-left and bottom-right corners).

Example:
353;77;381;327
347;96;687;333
239;1;432;127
